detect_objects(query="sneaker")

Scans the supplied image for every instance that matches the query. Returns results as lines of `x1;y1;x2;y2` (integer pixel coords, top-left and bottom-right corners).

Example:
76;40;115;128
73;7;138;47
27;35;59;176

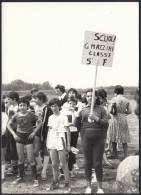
46;180;59;191
69;171;75;178
73;163;79;170
97;189;104;193
7;167;18;175
41;172;47;181
33;179;39;187
64;183;71;193
13;177;24;184
85;187;92;194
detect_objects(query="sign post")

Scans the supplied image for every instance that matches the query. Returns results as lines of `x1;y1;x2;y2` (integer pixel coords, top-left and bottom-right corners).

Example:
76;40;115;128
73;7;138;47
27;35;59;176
81;31;116;120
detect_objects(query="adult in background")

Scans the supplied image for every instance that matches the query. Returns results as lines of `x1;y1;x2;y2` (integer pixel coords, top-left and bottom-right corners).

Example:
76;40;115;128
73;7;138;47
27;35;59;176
74;89;109;193
55;84;68;106
108;85;132;160
116;88;139;193
30;88;39;110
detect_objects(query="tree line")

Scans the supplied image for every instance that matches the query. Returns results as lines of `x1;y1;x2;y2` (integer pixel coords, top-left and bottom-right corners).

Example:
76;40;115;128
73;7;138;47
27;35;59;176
2;79;53;91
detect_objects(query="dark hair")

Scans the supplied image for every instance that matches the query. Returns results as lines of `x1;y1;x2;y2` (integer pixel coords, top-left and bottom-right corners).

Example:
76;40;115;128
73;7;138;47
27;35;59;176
67;88;78;97
82;94;87;104
114;85;124;95
36;92;48;103
24;94;32;101
2;101;5;112
55;84;65;93
85;89;100;105
31;88;38;94
7;91;19;102
18;97;29;107
67;96;78;105
77;93;82;101
3;95;6;100
49;98;61;107
96;89;107;99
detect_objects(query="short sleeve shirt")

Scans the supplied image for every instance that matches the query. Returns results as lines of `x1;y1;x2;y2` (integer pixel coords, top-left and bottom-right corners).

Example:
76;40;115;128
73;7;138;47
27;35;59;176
48;113;69;137
10;111;39;133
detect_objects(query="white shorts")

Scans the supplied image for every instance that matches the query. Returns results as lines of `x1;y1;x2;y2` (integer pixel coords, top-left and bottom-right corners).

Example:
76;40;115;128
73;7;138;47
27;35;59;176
47;135;66;151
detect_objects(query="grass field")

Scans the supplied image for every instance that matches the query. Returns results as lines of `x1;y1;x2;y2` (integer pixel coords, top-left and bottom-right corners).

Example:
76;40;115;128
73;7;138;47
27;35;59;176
2;99;139;194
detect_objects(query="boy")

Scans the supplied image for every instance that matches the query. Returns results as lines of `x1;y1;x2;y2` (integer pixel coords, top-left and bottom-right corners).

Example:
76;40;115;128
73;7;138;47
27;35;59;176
7;97;42;186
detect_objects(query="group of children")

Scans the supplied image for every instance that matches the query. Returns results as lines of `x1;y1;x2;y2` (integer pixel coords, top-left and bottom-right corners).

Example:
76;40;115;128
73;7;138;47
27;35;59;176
2;85;132;194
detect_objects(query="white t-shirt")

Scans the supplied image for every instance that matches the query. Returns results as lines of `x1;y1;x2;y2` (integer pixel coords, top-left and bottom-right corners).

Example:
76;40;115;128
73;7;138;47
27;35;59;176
2;112;8;135
48;112;69;138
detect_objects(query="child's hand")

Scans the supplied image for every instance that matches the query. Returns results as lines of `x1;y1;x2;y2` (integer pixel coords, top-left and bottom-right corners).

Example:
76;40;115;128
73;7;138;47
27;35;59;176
28;132;35;140
88;113;99;122
13;134;21;142
67;145;71;152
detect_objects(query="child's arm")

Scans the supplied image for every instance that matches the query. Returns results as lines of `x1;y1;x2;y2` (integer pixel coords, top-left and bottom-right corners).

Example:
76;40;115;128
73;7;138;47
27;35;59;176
7;119;20;141
64;126;71;152
28;119;42;140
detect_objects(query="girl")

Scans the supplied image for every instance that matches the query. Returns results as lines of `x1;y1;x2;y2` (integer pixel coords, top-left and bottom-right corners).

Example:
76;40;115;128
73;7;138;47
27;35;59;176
74;89;109;193
46;98;71;193
34;92;53;180
55;84;68;106
7;97;42;186
96;88;112;167
108;85;132;160
61;96;79;177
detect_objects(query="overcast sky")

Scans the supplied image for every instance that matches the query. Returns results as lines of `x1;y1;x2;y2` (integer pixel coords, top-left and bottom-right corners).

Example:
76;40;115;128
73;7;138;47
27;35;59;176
2;2;139;89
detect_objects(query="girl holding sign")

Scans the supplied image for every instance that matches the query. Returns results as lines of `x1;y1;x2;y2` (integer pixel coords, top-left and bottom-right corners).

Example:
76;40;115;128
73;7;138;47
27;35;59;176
74;89;108;194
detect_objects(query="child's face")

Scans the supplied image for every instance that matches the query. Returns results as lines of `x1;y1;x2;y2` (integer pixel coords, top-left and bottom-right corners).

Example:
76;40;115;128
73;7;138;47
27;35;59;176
68;91;76;98
98;96;103;104
19;103;28;113
5;98;12;108
68;101;77;110
86;92;92;104
35;97;42;106
86;92;96;105
51;104;60;114
56;88;62;96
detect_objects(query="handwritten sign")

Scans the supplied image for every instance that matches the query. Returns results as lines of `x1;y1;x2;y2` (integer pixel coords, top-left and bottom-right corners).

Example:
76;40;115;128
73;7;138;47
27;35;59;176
81;31;116;67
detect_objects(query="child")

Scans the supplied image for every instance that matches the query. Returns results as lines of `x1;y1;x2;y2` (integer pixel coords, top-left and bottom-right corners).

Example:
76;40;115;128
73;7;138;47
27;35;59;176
34;92;53;180
97;89;112;167
61;97;79;177
46;98;71;193
74;89;108;193
7;97;42;186
6;91;19;175
2;102;9;182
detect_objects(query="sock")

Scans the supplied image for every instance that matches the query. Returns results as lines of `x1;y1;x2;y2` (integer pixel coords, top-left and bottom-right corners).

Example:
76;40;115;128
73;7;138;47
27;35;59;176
42;156;49;174
2;165;5;179
18;163;24;179
35;155;42;169
31;164;37;180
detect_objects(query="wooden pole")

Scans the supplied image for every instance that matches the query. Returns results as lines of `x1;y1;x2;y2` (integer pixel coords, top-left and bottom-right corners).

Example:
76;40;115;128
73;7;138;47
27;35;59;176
88;59;99;122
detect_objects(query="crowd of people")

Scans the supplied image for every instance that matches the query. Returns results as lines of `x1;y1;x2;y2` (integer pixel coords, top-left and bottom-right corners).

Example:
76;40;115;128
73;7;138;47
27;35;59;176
1;84;139;193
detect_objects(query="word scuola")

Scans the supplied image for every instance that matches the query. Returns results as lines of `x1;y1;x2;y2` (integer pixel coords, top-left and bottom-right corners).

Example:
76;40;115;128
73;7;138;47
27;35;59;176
84;43;114;52
93;33;116;42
